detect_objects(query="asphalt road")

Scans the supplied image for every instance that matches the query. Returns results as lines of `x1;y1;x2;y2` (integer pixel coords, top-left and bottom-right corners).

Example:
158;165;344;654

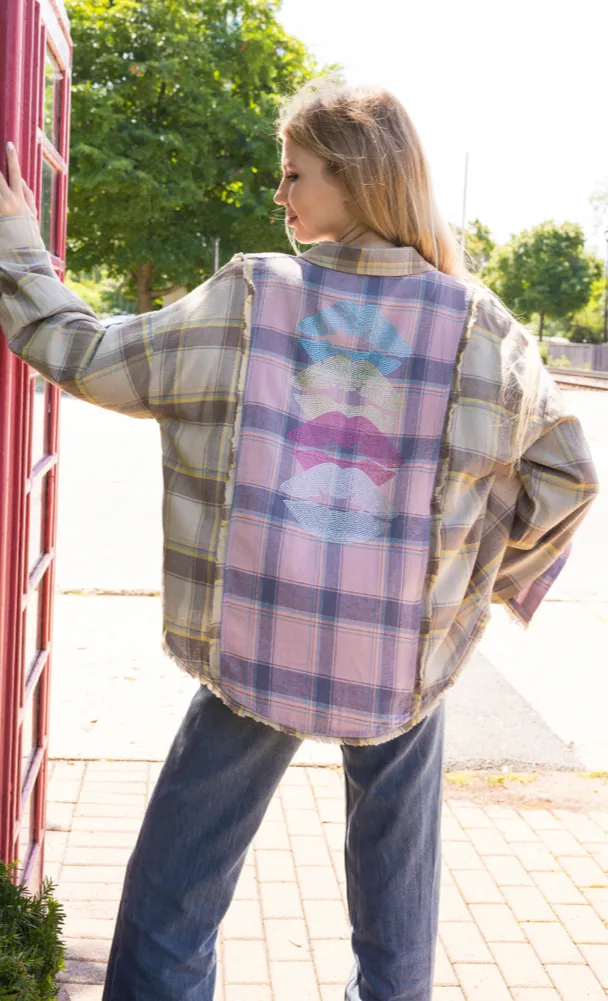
49;391;607;771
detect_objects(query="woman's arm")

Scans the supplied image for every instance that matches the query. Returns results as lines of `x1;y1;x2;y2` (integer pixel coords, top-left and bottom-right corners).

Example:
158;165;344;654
492;363;599;624
0;213;159;416
0;145;247;420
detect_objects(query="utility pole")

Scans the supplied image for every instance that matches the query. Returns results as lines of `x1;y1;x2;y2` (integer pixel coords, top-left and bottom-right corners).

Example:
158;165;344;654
460;153;469;261
213;238;220;274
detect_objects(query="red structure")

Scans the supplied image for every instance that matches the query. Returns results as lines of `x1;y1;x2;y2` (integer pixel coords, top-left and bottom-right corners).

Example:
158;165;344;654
0;0;71;888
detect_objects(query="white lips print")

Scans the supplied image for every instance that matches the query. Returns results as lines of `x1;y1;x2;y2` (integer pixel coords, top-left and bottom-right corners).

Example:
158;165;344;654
292;392;396;434
292;356;402;411
281;464;396;517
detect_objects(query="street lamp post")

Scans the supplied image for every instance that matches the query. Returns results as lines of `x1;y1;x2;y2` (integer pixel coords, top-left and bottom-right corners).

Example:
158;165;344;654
460;152;469;262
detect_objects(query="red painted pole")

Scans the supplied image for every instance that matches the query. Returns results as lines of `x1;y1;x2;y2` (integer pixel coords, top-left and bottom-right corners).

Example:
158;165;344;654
1;0;71;881
0;0;26;867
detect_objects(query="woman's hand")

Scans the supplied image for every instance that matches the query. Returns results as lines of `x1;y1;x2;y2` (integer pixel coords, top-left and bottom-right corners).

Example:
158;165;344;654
0;143;38;220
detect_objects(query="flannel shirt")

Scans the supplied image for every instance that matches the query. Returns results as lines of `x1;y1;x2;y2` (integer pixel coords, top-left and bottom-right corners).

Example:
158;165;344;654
0;215;598;744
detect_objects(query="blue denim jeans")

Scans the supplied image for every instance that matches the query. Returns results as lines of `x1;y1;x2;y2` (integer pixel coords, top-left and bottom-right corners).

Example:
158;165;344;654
102;688;445;1001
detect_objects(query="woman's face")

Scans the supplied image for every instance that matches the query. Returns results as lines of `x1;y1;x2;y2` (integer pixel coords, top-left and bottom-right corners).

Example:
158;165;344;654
273;137;354;244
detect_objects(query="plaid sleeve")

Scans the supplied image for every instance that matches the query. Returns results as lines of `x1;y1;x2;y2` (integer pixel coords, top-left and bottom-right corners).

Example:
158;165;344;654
504;546;570;624
492;362;599;624
0;214;245;419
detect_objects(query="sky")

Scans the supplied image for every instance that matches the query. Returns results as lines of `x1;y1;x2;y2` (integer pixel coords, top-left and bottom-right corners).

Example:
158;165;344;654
278;0;608;257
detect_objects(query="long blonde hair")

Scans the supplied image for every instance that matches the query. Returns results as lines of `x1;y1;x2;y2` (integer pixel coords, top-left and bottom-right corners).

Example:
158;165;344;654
278;79;468;279
278;79;541;466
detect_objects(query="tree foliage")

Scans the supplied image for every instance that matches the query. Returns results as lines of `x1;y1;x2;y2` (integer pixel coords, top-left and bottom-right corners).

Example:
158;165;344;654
451;219;496;277
590;182;608;233
64;268;135;315
485;221;602;340
567;274;607;343
65;0;322;311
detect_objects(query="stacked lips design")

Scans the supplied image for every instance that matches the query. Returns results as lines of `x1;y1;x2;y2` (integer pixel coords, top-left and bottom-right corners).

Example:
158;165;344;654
280;301;412;542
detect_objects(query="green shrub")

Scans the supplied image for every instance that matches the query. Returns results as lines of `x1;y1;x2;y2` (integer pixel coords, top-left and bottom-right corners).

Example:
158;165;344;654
0;861;65;1001
538;342;550;365
64;269;136;318
569;323;603;344
567;275;606;343
551;354;573;369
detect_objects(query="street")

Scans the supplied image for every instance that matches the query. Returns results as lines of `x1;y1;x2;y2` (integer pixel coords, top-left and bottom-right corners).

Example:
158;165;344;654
50;389;608;771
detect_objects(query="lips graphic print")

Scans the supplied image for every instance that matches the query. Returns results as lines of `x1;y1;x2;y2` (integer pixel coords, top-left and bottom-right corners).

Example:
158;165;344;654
280;301;411;542
288;413;404;468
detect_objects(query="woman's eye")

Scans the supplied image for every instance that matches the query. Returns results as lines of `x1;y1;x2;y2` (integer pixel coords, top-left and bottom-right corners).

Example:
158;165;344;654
286;173;299;181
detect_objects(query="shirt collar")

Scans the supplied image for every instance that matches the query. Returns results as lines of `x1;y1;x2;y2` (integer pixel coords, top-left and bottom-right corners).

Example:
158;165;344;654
299;241;436;277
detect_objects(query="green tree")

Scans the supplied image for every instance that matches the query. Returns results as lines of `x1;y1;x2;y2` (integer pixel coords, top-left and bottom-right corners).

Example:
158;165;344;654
65;0;321;312
590;182;608;232
567;274;607;343
485;221;602;340
451;219;495;277
64;268;135;315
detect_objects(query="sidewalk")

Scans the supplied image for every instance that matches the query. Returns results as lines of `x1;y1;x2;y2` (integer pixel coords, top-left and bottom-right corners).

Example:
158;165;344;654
46;760;608;1001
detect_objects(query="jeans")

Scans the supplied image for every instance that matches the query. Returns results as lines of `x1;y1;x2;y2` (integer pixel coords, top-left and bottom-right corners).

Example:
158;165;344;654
102;687;445;1001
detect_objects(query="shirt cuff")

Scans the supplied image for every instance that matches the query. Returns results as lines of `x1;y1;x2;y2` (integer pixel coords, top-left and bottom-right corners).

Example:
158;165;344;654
506;545;570;625
0;215;45;252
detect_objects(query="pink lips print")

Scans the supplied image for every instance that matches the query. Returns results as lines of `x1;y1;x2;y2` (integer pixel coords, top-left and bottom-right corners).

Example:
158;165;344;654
288;413;404;469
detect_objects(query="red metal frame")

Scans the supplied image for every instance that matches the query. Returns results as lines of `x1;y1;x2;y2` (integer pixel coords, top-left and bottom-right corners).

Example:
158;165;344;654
0;0;71;889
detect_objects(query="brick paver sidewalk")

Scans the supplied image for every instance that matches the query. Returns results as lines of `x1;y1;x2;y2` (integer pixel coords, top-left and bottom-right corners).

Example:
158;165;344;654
45;760;608;1000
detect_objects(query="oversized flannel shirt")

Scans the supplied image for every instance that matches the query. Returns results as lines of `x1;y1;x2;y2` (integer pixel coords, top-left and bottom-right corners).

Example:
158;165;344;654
0;215;598;744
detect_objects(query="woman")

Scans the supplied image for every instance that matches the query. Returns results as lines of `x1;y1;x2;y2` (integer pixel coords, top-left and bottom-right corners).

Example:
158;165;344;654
0;82;598;1001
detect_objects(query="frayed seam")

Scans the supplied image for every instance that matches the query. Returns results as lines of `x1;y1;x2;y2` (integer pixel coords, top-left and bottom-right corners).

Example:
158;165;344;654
433;288;481;506
161;633;447;748
414;288;481;717
208;254;254;682
492;595;531;629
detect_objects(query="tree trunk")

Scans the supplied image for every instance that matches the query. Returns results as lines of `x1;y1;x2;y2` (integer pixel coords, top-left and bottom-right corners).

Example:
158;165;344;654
136;262;155;314
538;312;545;342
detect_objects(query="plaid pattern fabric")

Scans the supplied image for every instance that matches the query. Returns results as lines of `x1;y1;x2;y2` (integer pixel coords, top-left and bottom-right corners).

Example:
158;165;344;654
0;215;599;744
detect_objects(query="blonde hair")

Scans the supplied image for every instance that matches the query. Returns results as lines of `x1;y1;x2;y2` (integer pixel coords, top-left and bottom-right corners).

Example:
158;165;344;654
278;79;468;279
278;79;541;468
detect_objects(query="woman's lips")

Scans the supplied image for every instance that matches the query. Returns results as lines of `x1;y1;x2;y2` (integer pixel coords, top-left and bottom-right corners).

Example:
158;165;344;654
286;213;298;226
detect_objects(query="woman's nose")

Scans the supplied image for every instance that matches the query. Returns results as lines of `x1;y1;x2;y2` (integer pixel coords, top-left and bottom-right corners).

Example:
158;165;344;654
273;180;286;205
